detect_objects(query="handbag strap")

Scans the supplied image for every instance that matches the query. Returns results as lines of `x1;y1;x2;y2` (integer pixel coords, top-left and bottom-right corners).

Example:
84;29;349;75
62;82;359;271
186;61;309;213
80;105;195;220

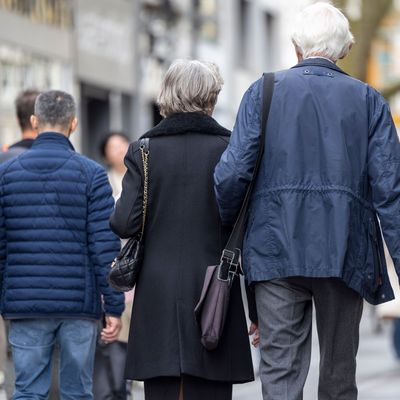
221;72;275;269
139;138;150;239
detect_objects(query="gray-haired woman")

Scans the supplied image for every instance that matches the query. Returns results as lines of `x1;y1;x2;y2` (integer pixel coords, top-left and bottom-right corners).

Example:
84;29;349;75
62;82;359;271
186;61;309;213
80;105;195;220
110;59;254;400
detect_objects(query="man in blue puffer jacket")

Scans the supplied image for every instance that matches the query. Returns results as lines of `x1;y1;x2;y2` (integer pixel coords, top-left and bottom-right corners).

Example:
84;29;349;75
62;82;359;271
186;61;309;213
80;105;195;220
215;3;400;400
0;90;124;399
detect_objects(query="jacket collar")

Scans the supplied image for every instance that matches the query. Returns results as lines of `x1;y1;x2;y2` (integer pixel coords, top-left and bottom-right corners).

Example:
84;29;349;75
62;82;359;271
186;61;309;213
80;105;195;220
32;132;75;151
9;138;35;150
141;112;230;139
291;57;348;75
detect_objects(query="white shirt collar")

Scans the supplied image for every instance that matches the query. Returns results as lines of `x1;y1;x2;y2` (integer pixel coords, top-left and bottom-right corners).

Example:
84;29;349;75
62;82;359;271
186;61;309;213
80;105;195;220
305;56;336;65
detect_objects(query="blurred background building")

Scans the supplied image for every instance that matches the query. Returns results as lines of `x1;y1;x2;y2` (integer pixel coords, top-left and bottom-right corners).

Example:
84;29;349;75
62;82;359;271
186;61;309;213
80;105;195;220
0;0;399;161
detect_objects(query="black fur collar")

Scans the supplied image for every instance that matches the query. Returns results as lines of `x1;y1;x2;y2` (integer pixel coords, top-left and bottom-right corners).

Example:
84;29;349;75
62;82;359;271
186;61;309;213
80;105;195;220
141;112;230;138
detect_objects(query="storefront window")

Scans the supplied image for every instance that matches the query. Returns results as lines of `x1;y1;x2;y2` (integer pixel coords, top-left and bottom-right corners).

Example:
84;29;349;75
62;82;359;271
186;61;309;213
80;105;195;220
199;0;218;42
0;45;72;146
0;0;72;28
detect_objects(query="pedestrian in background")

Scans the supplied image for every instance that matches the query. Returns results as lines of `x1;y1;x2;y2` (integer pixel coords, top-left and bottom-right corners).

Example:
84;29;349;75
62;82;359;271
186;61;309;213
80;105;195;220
100;132;130;198
0;89;40;162
93;131;133;400
110;59;254;400
215;2;400;399
0;90;124;399
0;88;40;389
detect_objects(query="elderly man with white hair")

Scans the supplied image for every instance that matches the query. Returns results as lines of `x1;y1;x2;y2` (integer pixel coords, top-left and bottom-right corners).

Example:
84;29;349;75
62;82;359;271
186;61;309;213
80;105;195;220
215;2;400;399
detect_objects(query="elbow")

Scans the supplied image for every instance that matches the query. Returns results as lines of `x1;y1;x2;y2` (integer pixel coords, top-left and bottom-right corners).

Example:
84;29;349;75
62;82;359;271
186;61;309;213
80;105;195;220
109;212;129;239
109;212;141;239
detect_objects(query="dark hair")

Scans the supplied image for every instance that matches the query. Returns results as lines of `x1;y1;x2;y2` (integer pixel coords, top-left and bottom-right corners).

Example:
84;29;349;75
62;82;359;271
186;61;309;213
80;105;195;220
34;90;76;130
100;132;130;158
15;89;41;132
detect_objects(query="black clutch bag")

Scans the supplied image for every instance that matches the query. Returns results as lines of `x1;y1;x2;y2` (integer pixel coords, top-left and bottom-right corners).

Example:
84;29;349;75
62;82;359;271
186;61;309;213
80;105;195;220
107;138;149;292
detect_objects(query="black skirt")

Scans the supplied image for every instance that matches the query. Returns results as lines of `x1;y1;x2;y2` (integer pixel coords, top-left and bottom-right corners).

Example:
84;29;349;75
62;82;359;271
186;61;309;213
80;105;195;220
144;375;233;400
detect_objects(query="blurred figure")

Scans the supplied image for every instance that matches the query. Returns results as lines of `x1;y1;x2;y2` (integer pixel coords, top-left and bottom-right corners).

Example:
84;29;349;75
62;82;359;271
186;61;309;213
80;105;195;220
394;319;400;359
0;88;40;389
377;247;400;359
94;132;132;400
0;90;124;399
100;132;130;197
110;60;254;400
0;89;40;162
215;2;400;400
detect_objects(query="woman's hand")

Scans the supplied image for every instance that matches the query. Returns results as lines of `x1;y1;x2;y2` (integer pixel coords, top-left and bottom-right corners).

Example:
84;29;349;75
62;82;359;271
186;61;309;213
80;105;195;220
248;322;260;348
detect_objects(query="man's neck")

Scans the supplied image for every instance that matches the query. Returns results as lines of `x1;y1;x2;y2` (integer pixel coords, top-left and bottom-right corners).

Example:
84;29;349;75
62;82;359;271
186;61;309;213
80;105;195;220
21;130;38;140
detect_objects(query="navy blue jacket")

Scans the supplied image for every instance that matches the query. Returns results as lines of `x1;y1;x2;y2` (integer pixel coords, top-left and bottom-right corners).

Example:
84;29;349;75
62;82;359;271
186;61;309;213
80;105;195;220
0;132;124;319
215;58;400;305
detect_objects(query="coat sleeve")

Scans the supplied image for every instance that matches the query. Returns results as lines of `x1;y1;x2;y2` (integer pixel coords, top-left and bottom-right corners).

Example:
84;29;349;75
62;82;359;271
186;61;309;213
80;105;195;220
367;88;400;279
110;142;143;239
0;183;5;290
87;167;125;317
214;79;263;225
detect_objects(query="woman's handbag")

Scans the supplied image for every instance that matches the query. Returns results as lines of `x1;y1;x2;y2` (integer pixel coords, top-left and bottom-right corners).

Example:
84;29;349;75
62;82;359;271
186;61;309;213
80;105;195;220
194;73;274;350
107;138;150;292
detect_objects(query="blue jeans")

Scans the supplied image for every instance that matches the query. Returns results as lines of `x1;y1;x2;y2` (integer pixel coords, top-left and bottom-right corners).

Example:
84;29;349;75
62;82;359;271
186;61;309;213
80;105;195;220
9;318;97;400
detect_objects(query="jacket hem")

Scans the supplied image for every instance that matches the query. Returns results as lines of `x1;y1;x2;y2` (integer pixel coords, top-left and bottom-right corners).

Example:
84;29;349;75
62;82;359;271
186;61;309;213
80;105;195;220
2;312;102;320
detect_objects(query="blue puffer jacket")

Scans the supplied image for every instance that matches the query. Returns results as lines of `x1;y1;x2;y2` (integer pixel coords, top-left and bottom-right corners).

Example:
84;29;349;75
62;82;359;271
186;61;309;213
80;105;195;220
0;132;124;319
215;58;400;305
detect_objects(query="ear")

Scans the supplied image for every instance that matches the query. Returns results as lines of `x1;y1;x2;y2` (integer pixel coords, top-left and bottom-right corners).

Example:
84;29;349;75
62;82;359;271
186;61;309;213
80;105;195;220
293;42;303;62
70;117;79;134
30;115;39;131
339;43;352;60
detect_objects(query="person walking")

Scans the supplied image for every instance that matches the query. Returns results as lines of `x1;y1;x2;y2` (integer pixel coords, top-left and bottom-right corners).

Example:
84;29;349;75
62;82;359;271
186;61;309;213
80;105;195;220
0;89;40;162
94;131;133;400
100;132;130;198
0;90;124;399
214;3;400;399
0;88;40;390
110;59;254;400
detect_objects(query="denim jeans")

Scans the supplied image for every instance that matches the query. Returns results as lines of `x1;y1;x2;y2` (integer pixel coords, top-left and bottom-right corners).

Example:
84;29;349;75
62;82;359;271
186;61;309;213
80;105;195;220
9;318;97;400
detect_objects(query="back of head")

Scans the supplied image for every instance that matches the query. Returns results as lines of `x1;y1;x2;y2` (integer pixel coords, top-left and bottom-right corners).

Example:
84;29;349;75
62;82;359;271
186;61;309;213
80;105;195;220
15;89;41;133
291;2;354;62
34;90;76;134
157;59;223;118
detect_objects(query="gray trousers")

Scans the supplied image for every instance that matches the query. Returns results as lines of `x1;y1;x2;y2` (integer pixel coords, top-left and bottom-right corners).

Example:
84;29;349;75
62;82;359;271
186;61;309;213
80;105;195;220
255;277;363;400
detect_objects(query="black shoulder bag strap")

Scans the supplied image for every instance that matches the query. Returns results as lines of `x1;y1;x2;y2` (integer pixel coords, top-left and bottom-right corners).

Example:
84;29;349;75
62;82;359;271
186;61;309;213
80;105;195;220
219;72;275;279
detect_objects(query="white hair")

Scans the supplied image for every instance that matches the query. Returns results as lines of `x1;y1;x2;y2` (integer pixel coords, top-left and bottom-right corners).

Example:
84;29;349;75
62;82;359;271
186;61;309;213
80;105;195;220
157;59;223;118
291;2;354;62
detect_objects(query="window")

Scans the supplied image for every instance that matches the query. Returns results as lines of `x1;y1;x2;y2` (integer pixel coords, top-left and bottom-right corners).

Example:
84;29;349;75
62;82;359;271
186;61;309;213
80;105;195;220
0;0;73;28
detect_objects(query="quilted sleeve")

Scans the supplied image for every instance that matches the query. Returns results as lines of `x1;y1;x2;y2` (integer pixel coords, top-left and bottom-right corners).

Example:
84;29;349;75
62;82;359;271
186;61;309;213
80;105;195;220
87;167;125;316
0;183;5;290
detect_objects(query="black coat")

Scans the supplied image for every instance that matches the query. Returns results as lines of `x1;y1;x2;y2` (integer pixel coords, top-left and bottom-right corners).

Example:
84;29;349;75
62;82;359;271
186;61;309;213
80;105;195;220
110;112;254;383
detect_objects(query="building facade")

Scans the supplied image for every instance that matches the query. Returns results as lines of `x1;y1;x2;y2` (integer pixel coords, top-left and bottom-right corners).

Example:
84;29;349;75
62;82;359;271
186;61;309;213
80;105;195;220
0;0;136;161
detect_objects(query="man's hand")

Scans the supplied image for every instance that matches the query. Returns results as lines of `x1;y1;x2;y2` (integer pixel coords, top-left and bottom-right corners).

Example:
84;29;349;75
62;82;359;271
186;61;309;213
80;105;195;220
101;316;122;343
249;322;260;348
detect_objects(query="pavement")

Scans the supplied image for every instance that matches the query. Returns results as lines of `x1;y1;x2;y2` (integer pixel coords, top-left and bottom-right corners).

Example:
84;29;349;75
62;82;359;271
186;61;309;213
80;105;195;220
1;305;399;399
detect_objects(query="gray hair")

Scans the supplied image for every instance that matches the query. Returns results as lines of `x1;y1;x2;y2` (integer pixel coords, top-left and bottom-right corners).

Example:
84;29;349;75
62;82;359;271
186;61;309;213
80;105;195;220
34;90;76;129
157;59;223;118
291;2;354;62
